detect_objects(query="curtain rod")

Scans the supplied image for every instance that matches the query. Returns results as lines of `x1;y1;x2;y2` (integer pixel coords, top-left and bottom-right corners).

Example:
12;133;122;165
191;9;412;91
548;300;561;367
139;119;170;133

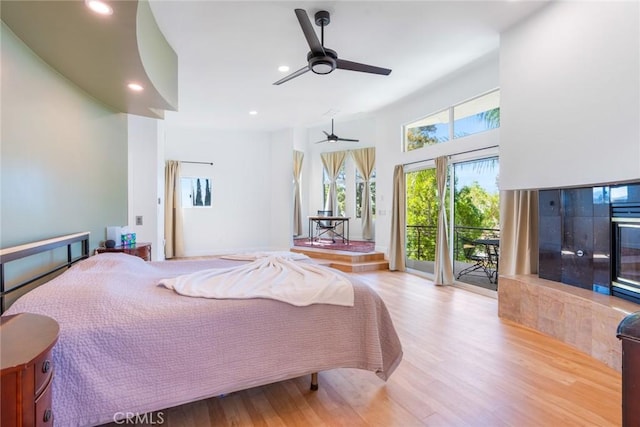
402;145;498;167
180;161;213;165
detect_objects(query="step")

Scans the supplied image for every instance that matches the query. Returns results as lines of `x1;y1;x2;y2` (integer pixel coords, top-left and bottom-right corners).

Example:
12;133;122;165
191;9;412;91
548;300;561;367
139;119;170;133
290;247;385;263
291;246;388;273
328;259;390;273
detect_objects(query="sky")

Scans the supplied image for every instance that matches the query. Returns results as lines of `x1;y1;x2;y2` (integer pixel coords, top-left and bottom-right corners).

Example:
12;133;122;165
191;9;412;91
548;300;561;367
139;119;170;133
454;161;499;194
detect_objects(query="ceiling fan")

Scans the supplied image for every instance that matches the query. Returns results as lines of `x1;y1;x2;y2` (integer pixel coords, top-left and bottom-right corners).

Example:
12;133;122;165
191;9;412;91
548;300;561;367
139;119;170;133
315;119;359;144
273;9;392;85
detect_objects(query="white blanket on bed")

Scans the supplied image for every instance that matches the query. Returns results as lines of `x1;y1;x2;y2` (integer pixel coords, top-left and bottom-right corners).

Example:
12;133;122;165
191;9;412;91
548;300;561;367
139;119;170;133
159;253;354;307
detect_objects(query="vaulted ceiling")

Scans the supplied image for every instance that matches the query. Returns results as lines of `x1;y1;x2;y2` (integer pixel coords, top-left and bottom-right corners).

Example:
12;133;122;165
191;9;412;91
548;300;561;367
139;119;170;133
149;1;549;131
2;1;550;130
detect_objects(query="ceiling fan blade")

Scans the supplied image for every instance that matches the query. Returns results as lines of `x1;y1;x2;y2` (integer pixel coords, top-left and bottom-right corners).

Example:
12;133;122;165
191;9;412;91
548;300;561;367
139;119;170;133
314;139;328;144
336;58;392;75
295;9;325;55
323;130;330;137
337;138;360;142
273;65;310;85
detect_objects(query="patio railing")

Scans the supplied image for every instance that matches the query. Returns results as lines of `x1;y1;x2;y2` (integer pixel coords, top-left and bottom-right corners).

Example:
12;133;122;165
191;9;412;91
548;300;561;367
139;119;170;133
406;224;500;289
407;224;499;261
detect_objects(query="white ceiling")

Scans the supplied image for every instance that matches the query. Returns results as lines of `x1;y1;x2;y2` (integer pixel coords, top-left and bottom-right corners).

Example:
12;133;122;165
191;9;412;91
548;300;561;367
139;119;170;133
149;1;549;132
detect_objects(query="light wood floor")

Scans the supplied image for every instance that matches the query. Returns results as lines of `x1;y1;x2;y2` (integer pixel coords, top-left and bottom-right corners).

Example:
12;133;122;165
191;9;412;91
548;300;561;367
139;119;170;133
103;271;622;426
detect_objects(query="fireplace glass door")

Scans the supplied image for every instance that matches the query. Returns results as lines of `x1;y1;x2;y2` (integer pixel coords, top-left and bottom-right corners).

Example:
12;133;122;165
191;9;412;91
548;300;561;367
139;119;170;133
612;219;640;300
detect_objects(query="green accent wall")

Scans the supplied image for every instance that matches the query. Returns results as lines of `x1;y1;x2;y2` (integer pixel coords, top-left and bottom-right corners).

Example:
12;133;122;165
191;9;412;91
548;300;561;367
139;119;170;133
1;24;128;251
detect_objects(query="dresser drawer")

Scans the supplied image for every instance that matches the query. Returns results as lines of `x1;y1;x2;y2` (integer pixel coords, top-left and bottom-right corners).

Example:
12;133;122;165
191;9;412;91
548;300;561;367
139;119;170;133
35;378;53;427
34;349;54;397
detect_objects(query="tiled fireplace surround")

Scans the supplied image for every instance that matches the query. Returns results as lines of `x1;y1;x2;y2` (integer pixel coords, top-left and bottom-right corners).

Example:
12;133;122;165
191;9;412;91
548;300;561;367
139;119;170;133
498;184;640;372
498;274;638;371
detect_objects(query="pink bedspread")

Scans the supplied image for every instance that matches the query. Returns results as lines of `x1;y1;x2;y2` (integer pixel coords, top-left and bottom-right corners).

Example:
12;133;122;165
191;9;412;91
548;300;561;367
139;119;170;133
4;253;402;426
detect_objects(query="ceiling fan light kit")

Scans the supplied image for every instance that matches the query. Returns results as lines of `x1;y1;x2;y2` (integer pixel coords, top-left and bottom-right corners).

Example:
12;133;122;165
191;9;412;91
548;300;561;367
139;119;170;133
309;50;336;75
315;119;360;144
273;9;392;85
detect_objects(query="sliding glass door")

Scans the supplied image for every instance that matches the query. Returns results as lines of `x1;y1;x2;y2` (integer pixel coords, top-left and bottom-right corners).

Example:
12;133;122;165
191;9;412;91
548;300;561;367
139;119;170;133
405;156;500;290
452;157;500;290
405;166;441;274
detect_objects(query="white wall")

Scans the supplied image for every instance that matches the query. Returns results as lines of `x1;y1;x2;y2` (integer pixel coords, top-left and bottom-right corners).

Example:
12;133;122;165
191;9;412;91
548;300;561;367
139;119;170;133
500;1;640;190
127;115;164;260
163;126;279;256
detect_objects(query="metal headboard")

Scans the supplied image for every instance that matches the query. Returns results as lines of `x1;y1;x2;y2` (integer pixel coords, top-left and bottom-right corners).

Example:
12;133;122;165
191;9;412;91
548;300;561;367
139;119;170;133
0;232;90;313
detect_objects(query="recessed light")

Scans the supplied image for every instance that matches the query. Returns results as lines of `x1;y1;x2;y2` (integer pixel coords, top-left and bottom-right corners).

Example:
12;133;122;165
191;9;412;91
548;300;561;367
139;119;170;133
127;83;144;92
278;65;290;73
85;0;113;15
249;111;258;115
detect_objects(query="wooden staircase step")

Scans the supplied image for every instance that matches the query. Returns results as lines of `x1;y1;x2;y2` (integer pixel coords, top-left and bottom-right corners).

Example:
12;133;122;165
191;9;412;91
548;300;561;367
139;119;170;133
290;246;388;273
328;259;389;273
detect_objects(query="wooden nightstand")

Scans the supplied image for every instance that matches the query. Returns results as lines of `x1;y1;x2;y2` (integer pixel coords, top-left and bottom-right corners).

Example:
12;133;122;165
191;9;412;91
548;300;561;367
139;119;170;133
1;313;59;427
96;242;152;261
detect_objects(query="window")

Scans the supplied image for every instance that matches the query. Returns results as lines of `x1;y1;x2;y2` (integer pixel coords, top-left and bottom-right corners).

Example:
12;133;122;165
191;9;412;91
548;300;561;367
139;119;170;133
453;90;500;138
322;166;346;216
404;109;450;151
356;169;376;218
404;89;500;152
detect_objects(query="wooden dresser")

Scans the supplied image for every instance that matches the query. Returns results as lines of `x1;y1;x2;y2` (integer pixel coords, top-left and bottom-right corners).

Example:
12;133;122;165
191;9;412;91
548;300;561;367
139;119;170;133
1;313;59;427
96;242;152;261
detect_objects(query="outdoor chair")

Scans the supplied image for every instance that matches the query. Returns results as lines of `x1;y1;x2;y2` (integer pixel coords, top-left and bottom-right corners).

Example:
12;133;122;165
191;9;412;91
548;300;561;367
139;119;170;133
456;236;497;283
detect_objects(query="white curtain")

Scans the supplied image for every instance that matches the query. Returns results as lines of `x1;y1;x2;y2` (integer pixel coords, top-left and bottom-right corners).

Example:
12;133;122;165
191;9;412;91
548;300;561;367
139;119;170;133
389;165;406;271
164;160;184;259
433;156;454;285
293;150;304;236
499;190;539;276
320;151;347;213
351;148;375;240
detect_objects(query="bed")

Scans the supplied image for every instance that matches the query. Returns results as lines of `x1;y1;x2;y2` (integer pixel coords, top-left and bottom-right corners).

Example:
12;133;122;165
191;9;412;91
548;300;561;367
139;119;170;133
0;233;402;426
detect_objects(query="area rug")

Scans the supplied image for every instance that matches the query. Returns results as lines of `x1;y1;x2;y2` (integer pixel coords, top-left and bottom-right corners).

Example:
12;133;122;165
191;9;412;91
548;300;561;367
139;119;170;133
293;238;375;253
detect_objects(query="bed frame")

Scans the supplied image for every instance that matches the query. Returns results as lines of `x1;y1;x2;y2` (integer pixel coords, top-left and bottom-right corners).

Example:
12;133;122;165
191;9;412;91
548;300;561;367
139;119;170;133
0;232;90;313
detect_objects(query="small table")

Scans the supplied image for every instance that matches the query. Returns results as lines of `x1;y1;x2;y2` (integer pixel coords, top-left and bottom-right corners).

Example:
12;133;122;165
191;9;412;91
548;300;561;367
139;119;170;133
308;216;350;245
1;313;59;426
96;242;152;261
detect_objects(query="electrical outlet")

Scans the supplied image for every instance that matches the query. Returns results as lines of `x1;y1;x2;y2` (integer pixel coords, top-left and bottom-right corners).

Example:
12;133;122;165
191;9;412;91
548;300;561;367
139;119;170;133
135;216;143;226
